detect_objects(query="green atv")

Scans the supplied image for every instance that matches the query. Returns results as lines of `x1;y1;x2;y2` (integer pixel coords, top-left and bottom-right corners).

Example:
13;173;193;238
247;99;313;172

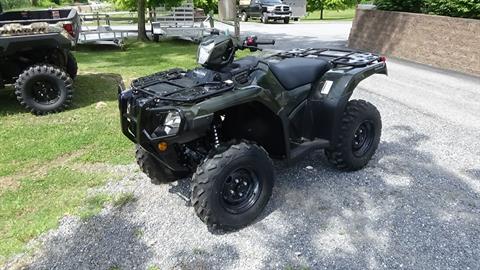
119;34;387;230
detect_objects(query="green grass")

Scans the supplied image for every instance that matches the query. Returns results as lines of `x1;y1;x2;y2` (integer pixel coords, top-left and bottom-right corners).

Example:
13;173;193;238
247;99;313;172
112;192;136;208
303;8;356;21
0;39;199;264
79;193;113;221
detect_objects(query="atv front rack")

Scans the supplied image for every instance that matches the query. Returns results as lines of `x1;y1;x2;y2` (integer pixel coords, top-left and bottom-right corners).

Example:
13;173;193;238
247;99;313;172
131;69;234;103
274;48;383;68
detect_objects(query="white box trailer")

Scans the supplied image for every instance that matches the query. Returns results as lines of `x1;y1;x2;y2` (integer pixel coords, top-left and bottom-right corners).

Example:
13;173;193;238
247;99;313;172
282;0;306;20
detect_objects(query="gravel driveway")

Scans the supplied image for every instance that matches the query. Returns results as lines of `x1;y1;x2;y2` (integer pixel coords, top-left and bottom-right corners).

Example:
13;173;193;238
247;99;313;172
7;22;480;270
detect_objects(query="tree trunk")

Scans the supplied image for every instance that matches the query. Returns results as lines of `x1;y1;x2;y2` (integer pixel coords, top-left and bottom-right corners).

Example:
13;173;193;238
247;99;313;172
31;0;39;6
137;0;149;41
320;0;324;20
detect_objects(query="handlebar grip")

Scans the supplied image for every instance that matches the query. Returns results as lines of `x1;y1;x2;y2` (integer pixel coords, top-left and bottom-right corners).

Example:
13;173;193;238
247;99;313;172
256;39;275;45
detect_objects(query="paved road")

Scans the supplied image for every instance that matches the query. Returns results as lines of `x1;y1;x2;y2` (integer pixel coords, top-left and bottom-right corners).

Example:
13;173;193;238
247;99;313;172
14;22;480;270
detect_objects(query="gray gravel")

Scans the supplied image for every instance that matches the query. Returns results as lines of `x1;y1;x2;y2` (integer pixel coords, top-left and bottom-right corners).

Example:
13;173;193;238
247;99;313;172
6;22;480;270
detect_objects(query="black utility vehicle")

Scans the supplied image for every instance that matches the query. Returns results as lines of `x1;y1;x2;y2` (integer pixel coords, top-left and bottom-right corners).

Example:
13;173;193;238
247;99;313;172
119;35;388;230
239;0;292;23
0;4;80;114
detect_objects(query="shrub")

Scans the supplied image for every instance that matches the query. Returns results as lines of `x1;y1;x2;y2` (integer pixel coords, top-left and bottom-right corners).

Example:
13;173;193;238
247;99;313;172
374;0;424;13
424;0;480;19
0;0;31;10
374;0;480;19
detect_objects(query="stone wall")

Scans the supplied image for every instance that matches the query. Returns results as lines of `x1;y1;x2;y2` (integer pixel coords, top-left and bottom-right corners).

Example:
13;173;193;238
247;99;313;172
348;9;480;76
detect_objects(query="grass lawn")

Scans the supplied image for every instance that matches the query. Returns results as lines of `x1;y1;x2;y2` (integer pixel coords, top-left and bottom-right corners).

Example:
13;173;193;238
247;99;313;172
0;39;199;263
303;8;356;21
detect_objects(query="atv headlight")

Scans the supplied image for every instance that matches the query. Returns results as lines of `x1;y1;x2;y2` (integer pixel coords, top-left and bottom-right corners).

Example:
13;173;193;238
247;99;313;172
163;111;182;135
197;40;215;65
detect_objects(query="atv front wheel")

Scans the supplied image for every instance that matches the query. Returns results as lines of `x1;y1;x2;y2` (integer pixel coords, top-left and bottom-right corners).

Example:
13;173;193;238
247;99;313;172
325;100;381;171
15;64;73;115
191;142;274;230
135;145;178;184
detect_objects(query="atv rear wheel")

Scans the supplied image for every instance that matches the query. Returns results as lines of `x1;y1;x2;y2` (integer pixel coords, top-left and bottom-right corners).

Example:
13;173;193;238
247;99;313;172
325;100;381;171
15;64;73;115
135;144;178;184
191;142;274;230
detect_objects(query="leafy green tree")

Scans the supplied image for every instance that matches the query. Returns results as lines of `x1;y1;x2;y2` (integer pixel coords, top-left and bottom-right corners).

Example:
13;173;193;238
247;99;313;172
308;0;358;19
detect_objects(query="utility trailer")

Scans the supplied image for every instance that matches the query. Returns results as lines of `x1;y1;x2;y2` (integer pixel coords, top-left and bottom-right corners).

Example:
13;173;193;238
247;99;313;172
78;12;139;48
283;0;306;20
150;1;210;42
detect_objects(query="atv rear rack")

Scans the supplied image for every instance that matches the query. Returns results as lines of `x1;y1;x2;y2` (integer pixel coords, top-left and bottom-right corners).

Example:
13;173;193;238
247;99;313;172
274;48;383;68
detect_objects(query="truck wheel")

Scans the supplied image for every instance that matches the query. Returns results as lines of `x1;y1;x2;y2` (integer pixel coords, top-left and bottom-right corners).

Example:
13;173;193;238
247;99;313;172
15;65;73;115
66;51;78;80
135;144;178;184
241;11;248;22
261;13;269;24
153;34;160;42
325;100;381;171
284;18;290;24
191;142;274;230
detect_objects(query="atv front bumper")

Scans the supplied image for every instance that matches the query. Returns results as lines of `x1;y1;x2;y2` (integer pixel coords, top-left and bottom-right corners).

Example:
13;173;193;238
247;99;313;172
118;87;213;173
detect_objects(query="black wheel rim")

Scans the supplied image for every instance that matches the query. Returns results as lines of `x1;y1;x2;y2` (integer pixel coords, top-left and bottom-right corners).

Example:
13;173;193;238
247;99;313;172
29;79;61;105
220;168;261;214
352;121;375;157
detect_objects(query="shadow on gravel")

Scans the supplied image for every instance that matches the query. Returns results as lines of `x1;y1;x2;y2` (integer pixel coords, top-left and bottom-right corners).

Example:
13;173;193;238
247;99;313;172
26;204;153;270
171;243;239;270
256;125;480;269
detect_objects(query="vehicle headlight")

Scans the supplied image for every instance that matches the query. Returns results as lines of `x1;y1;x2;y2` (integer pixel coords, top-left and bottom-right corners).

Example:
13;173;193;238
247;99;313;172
197;41;215;65
163;111;182;135
266;6;275;11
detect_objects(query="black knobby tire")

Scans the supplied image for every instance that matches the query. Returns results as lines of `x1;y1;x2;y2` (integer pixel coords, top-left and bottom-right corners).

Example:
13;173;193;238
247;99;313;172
135;145;179;184
153;34;160;42
65;51;78;80
261;13;268;24
241;11;248;22
191;142;274;230
325;100;382;171
15;64;74;115
284;18;290;24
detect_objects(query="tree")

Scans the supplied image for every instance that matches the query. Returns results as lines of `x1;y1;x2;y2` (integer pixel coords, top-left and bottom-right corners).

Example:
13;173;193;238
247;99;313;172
307;0;358;19
137;0;148;41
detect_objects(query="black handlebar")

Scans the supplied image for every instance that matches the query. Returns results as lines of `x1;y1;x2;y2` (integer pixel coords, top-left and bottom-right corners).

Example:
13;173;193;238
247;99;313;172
256;39;275;45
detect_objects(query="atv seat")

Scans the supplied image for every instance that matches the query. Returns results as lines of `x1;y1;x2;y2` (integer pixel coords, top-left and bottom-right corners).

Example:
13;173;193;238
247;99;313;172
269;58;331;90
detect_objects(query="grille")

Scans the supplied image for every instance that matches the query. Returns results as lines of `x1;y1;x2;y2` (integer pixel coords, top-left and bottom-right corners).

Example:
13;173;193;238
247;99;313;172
283;6;290;12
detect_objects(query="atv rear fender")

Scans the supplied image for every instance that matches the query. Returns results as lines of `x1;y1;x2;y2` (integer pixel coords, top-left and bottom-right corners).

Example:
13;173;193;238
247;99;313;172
305;62;387;142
